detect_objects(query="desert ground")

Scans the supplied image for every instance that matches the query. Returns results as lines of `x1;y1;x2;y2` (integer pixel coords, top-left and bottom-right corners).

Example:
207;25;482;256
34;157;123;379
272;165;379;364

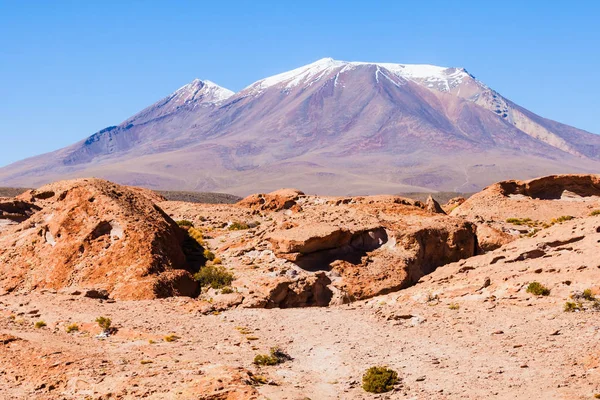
1;175;599;399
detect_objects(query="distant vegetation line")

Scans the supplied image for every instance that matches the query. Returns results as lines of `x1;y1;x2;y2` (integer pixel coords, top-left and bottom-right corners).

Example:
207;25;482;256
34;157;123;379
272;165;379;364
1;187;472;205
156;191;242;204
0;187;30;197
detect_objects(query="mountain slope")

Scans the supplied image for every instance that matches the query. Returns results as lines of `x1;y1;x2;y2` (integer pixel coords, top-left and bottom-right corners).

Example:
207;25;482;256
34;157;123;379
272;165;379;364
0;59;598;195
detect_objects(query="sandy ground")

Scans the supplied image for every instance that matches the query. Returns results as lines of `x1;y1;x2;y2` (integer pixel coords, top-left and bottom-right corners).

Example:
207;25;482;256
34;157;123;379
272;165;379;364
1;280;599;400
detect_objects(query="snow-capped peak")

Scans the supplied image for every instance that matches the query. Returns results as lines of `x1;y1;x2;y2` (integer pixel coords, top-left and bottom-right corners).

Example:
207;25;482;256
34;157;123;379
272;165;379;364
244;58;473;94
247;58;346;93
173;79;234;103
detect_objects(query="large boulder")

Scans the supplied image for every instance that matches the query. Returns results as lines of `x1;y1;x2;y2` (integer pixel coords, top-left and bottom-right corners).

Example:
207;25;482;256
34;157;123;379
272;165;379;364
476;223;516;252
238;188;304;212
0;178;197;300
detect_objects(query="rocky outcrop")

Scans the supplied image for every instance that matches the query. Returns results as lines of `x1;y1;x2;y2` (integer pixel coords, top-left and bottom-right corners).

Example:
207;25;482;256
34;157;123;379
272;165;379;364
0;199;40;222
425;195;446;214
0;178;197;300
238;188;304;212
443;196;466;212
330;218;477;300
162;193;478;308
266;223;386;262
496;174;600;200
452;174;600;223
475;223;516;252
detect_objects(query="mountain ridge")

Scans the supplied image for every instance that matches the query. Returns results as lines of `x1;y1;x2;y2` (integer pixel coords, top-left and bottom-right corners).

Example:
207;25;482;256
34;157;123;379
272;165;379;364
1;58;598;195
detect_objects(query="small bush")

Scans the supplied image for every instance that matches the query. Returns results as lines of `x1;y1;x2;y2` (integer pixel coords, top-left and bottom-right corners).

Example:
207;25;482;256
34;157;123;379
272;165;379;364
187;227;205;246
203;249;215;261
524;228;539;237
96;316;112;332
506;217;531;225
213;257;222;265
362;366;399;393
426;293;439;303
505;217;540;227
583;289;596;301
526;282;550;296
250;375;268;385
449;303;460;310
164;334;180;342
221;286;234;294
194;265;234;289
236;326;252;335
253;347;292;366
228;221;249;231
590;210;600;217
140;360;153;365
564;301;582;312
254;354;278;366
66;323;79;333
176;220;194;227
550;215;574;225
34;320;46;329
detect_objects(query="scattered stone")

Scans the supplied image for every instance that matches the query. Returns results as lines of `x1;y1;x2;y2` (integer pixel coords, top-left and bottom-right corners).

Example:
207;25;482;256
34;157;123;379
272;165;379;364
84;289;110;300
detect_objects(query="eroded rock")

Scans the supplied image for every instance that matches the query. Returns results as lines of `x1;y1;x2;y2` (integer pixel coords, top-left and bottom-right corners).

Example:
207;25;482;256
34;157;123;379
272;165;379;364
0;178;197;300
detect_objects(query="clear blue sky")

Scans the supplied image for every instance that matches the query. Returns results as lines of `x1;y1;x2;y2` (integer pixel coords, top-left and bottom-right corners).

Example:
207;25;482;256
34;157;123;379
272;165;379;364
1;0;598;167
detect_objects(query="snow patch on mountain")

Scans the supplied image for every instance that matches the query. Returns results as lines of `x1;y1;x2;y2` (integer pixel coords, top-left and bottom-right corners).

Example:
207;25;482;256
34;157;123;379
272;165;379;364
172;79;234;104
244;57;472;94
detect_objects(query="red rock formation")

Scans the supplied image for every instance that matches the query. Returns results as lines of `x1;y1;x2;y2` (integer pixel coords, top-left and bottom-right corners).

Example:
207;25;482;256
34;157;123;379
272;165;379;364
0;178;197;300
238;188;304;212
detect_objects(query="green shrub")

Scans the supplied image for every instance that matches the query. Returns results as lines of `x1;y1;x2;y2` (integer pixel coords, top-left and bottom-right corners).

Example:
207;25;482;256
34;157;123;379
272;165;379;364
590;210;600;216
221;287;234;294
524;228;540;237
66;323;79;333
203;249;215;261
96;316;112;332
250;375;268;384
564;301;582;312
213;257;222;265
164;334;180;342
194;265;234;289
505;217;540;227
362;366;399;393
176;220;194;227
228;221;249;231
187;227;205;246
583;289;596;301
253;347;291;366
526;282;550;296
506;217;532;225
426;293;439;303
448;303;460;310
550;215;574;225
34;320;46;329
236;326;252;335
